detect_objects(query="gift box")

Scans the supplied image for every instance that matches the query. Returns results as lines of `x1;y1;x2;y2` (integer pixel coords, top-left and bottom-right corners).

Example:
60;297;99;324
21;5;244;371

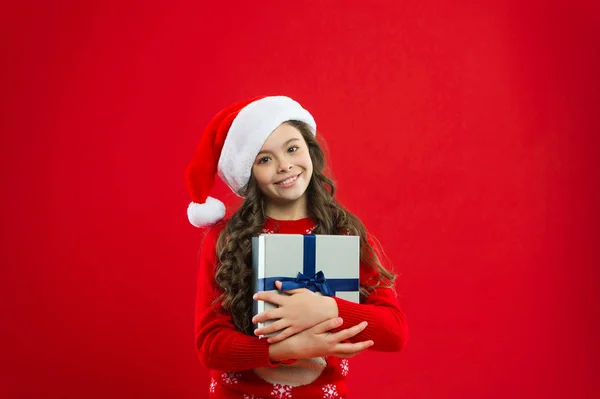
252;234;360;335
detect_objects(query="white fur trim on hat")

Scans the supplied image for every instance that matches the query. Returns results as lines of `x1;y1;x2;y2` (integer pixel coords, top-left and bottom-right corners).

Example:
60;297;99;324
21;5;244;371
187;196;226;227
217;96;316;195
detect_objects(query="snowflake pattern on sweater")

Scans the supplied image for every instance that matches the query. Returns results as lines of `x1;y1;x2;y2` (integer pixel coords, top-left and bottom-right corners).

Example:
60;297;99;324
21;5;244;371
340;359;350;377
261;218;316;235
270;384;293;398
222;371;242;385
322;384;339;399
209;378;217;393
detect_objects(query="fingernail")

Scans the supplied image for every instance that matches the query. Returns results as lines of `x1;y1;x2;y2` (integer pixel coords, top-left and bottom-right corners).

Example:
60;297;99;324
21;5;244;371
337;317;343;324
253;294;257;299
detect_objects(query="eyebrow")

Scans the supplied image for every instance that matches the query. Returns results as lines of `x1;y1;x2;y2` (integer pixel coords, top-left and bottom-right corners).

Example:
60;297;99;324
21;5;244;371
256;138;301;157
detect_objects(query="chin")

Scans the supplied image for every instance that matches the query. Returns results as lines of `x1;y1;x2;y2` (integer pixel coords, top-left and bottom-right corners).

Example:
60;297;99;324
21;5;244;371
269;187;308;203
272;193;303;203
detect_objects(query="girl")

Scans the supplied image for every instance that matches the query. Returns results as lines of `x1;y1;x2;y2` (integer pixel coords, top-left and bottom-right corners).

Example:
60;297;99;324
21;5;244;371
186;96;408;398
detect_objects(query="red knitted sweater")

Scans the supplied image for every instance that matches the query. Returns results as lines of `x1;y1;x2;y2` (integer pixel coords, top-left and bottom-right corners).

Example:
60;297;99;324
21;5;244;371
194;217;408;398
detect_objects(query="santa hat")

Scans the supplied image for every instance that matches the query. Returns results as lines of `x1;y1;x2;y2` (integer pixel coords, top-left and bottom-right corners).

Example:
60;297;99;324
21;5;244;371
185;96;317;227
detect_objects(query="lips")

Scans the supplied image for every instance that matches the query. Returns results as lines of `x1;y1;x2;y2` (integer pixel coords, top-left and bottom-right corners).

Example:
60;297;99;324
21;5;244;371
275;173;301;186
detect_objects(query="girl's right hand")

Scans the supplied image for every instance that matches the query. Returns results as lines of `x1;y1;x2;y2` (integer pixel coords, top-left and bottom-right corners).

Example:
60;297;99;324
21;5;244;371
268;317;374;362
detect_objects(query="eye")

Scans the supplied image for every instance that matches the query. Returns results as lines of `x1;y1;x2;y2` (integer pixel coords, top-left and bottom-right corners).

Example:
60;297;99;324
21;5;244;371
257;156;271;165
288;145;299;153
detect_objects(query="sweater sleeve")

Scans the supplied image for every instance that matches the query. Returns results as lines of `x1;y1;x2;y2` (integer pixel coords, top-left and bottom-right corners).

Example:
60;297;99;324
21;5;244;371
194;224;278;371
333;234;409;352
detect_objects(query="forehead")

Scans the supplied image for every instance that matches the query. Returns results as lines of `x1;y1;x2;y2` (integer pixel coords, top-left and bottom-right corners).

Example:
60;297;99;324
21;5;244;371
260;123;303;149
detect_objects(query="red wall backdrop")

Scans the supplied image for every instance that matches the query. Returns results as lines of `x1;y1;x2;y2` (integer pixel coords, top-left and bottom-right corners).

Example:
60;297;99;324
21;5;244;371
2;1;599;398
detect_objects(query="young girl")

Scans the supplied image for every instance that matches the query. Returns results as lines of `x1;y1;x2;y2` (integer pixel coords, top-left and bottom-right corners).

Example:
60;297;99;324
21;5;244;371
186;96;408;398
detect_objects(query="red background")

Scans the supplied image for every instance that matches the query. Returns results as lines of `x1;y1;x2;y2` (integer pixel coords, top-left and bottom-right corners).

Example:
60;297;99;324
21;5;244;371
2;1;599;398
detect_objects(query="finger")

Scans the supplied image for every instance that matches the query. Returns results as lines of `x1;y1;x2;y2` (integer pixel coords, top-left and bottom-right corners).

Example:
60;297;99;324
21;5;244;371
283;288;314;295
253;291;286;306
313;317;343;334
333;348;369;359
253;319;290;336
252;308;283;324
330;321;368;342
333;340;374;354
267;326;299;343
274;281;313;295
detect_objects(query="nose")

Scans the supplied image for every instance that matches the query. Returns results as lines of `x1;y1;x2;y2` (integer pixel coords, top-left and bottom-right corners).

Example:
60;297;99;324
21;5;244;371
278;160;293;173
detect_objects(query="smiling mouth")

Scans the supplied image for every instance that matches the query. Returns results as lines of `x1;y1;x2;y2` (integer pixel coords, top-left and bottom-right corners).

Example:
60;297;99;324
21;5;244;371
275;173;301;186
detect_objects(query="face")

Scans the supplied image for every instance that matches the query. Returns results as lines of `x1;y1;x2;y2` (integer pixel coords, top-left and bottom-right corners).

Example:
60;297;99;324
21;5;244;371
252;123;313;212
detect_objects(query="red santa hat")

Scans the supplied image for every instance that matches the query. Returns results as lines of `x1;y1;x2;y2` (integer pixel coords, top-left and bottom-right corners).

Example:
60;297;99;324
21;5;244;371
185;96;317;227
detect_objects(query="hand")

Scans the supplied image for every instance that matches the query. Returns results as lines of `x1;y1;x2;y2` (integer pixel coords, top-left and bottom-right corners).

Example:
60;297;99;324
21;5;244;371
269;317;374;362
253;281;339;343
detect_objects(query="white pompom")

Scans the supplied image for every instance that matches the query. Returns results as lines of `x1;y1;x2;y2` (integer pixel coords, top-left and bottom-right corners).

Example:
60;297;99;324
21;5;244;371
187;196;226;227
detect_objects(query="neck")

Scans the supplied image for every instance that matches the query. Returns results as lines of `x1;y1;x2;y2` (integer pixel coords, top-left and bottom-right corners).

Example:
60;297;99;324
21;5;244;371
265;196;309;221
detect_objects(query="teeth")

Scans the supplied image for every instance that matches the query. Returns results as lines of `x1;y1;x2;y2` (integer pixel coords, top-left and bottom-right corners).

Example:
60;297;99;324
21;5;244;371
277;175;298;185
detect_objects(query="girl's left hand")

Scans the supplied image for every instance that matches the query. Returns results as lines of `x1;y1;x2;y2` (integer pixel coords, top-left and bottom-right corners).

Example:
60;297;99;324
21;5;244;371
253;281;339;343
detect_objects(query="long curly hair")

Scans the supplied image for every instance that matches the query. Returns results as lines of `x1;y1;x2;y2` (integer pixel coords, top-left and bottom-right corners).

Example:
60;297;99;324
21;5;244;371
214;121;396;334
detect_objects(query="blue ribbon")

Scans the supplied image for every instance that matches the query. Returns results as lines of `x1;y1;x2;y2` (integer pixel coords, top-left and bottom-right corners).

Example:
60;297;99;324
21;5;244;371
280;271;334;296
257;235;359;297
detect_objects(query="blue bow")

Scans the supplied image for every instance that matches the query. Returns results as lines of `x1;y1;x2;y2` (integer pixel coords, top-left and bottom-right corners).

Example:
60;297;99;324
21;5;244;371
281;271;334;296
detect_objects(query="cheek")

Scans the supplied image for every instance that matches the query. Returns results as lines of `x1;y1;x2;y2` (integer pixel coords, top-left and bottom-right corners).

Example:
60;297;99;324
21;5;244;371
252;166;271;186
302;154;314;171
251;167;261;183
